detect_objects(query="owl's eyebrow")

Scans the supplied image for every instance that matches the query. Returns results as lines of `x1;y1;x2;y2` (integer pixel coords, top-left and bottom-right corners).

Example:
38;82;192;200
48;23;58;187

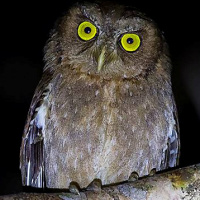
116;18;144;33
119;8;153;23
77;14;99;29
79;6;99;24
80;6;90;18
119;15;152;24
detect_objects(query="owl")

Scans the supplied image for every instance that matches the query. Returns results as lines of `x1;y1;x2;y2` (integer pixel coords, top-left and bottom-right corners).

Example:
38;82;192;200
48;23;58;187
20;1;180;190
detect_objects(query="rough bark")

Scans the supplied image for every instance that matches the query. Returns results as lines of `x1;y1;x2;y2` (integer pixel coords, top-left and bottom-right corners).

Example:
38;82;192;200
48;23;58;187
1;164;200;200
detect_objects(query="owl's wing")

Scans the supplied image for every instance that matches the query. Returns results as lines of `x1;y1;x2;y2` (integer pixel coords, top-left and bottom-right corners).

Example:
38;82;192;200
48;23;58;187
20;72;52;188
165;96;180;168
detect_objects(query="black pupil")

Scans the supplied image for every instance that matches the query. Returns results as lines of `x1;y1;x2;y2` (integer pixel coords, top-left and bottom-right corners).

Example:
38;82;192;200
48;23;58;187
84;27;91;34
127;38;134;44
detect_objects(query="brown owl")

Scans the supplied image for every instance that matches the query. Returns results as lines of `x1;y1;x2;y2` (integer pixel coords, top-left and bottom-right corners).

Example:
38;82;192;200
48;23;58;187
20;1;180;190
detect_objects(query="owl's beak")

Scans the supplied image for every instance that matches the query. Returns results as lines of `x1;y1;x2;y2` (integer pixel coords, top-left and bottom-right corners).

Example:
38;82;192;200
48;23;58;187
97;46;106;72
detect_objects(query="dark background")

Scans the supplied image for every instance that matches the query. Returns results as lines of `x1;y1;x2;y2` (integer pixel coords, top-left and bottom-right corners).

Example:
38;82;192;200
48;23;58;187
1;0;200;195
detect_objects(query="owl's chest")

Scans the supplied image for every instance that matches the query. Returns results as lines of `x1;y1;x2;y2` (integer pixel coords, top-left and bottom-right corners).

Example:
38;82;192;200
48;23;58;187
52;78;134;126
50;76;170;140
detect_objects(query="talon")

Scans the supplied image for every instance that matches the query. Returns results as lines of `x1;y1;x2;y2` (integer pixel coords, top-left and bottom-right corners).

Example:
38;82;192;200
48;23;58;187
128;171;139;182
86;179;102;192
149;168;156;176
69;182;80;195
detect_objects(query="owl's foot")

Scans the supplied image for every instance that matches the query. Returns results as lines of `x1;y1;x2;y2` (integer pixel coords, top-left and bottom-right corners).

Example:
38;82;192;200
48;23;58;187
86;179;102;192
128;171;139;182
69;182;80;195
149;168;156;176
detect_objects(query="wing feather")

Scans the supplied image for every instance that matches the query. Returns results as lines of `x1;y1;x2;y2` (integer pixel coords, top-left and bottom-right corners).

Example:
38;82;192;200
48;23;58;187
20;72;52;188
166;96;180;168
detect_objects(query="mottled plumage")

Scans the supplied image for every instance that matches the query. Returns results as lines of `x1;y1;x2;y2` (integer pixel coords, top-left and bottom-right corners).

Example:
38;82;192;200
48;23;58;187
20;1;180;189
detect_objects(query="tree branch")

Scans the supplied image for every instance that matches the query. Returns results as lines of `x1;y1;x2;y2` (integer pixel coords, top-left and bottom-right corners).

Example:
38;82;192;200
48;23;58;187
1;164;200;200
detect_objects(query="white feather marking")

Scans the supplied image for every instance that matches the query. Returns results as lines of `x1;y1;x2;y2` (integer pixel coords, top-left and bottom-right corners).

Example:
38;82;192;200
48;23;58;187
131;126;136;133
95;90;99;96
118;115;123;121
63;112;68;118
170;150;175;154
27;160;30;186
87;143;92;154
37;167;43;188
125;84;129;89
29;119;34;126
53;162;58;173
170;136;176;143
35;104;48;130
34;84;51;133
74;106;78;114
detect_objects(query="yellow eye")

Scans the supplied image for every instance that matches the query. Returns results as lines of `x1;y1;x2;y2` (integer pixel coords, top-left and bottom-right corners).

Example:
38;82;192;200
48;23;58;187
78;21;97;41
121;33;141;52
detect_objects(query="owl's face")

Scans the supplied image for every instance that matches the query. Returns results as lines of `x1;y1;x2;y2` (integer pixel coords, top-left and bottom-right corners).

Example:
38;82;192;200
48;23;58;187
47;2;166;79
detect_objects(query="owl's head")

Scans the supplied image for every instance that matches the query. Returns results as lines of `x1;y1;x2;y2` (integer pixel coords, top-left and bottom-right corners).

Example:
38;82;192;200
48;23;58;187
44;1;169;80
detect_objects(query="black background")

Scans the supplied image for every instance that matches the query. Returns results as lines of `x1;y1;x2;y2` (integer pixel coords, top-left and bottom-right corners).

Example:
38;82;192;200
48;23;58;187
1;0;200;195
